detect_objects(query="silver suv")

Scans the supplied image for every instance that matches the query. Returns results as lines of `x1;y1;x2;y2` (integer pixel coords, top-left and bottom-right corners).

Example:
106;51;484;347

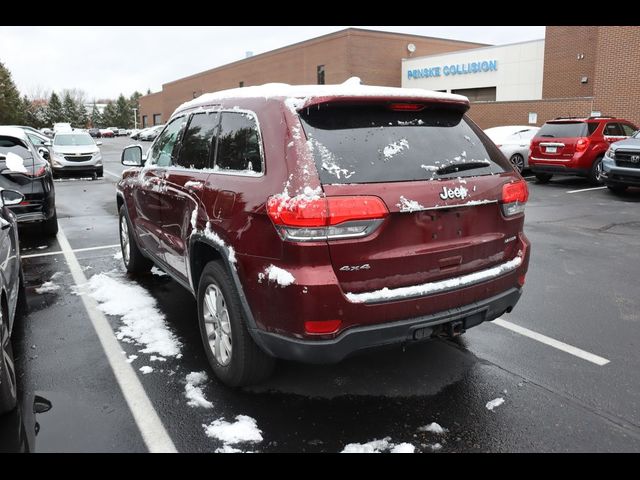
602;129;640;193
50;131;103;179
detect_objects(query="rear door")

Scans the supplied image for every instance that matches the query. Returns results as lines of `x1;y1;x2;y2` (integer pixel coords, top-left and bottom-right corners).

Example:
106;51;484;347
298;102;519;295
162;110;219;278
532;121;587;160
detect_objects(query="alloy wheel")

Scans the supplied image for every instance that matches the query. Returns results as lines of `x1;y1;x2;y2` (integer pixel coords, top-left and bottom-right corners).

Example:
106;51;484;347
202;284;232;366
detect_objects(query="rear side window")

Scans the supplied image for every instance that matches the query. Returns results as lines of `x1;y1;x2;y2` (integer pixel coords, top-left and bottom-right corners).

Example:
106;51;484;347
604;123;624;136
298;103;509;184
215;112;263;174
0;136;32;159
538;122;588;138
178;112;219;169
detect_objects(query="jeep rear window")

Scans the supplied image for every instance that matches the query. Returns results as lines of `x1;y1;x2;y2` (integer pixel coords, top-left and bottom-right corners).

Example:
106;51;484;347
538;122;588;138
298;103;508;184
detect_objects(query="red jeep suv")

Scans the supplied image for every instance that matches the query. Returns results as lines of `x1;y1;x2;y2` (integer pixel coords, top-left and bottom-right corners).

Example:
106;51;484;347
117;81;531;386
529;116;637;185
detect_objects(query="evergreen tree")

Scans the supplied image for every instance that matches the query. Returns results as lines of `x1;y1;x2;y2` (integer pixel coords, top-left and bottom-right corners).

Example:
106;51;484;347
101;101;118;127
90;103;102;128
0;61;25;124
45;92;64;126
62;91;80;126
114;94;131;128
129;91;143;129
22;96;39;127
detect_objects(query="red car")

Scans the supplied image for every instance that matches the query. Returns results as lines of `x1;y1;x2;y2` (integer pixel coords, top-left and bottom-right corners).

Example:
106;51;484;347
117;82;531;386
529;116;637;185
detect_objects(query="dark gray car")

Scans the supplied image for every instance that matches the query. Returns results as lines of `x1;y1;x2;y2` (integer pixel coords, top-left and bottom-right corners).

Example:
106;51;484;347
602;130;640;193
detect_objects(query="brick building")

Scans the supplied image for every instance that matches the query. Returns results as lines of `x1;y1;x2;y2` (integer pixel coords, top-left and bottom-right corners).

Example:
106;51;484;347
138;28;485;127
139;26;640;129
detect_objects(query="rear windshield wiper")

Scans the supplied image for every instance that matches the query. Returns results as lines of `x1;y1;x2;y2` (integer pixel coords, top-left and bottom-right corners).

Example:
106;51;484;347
436;160;491;175
540;134;555;137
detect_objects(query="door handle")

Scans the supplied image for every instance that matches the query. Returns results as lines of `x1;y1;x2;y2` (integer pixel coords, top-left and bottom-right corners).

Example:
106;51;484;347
186;181;203;191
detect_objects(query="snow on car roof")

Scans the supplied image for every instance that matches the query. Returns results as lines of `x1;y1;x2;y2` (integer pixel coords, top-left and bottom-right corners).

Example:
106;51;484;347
173;77;469;117
0;126;29;140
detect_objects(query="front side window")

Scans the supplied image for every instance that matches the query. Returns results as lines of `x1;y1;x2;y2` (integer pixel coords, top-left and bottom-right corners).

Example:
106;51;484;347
147;117;186;167
215;112;262;174
28;134;46;146
177;112;219;169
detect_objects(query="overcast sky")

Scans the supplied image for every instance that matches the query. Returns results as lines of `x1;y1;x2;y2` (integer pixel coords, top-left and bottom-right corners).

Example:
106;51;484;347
0;26;544;101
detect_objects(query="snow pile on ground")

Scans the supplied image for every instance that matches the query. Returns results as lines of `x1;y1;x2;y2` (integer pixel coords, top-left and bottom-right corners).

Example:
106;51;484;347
203;415;263;446
126;354;138;363
486;397;505;411
258;265;295;287
397;196;425;213
149;355;166;362
185;371;213;409
35;281;61;294
389;443;415;453
418;422;447;434
84;271;182;357
341;437;414;453
215;445;243;453
150;267;167;277
113;251;123;260
139;366;153;374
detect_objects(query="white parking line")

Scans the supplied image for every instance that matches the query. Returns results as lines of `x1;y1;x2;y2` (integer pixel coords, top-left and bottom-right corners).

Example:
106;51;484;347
23;244;120;259
492;318;610;366
56;227;177;453
566;186;607;194
104;170;121;179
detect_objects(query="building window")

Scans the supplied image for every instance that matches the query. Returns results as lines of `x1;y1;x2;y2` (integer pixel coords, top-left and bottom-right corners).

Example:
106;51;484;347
317;65;325;85
451;87;496;102
239;81;244;88
153;113;162;125
142;115;148;128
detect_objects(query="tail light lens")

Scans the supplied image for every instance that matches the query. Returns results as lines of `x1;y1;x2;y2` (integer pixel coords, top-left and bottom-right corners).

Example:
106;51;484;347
26;164;47;177
575;137;590;152
267;195;388;241
500;180;528;216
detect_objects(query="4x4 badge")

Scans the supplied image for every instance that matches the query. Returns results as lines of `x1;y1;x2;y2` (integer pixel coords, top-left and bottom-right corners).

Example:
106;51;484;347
439;186;468;200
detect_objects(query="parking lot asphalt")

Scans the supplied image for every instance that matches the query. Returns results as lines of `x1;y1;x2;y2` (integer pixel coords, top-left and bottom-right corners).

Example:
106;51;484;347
1;136;639;452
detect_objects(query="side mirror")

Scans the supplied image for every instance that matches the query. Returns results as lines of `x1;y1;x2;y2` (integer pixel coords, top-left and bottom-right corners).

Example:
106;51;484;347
96;141;103;146
38;147;50;160
1;189;25;206
122;145;144;166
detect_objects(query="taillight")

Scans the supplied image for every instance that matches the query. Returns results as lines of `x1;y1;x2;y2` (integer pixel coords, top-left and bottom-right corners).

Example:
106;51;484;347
26;164;47;177
500;180;528;216
267;195;388;241
389;103;425;111
575;137;590;152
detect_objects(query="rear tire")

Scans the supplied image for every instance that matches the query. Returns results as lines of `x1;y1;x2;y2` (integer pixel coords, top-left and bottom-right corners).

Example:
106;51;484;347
589;156;605;185
42;209;58;237
606;184;627;194
535;173;553;184
119;205;152;274
197;261;274;387
0;309;17;415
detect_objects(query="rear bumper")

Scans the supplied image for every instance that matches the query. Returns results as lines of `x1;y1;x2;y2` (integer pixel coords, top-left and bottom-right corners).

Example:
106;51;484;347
529;164;589;176
254;287;522;363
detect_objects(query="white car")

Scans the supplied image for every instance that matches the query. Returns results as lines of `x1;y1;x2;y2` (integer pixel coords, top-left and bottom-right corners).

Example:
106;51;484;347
139;125;164;141
50;132;103;179
484;125;540;173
